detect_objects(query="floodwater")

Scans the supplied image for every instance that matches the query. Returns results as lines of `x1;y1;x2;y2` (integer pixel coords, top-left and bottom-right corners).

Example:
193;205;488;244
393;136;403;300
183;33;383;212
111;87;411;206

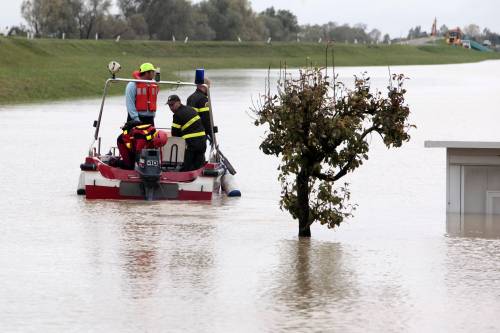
1;61;500;332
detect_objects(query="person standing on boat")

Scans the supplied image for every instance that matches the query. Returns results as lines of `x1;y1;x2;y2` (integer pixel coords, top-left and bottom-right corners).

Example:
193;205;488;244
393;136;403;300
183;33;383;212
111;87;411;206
187;78;213;143
125;63;159;126
167;95;207;171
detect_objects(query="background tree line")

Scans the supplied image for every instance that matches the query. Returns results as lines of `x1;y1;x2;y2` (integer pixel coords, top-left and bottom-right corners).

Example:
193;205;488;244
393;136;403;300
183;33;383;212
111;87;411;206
16;0;500;46
19;0;387;43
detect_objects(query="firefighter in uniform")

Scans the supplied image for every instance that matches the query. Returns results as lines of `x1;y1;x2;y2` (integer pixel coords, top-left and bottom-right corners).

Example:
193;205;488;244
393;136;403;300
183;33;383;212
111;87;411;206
116;123;167;170
187;78;213;142
167;95;207;171
125;62;159;126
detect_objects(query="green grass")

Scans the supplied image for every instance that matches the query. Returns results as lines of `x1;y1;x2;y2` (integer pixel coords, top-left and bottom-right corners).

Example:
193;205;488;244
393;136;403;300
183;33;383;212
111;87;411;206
1;37;499;104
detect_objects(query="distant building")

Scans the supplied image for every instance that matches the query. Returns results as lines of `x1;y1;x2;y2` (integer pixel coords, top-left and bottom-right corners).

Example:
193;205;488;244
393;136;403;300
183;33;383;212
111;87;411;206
425;141;500;215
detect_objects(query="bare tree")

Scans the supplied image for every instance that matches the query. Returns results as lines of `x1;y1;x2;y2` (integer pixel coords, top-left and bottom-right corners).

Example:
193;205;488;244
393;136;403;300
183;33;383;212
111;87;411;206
77;0;111;39
21;0;42;35
463;24;481;39
368;28;381;43
438;24;448;37
22;0;81;37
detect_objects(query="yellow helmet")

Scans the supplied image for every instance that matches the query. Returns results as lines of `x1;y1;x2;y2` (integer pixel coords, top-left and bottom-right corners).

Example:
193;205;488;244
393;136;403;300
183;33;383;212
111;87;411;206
139;62;156;73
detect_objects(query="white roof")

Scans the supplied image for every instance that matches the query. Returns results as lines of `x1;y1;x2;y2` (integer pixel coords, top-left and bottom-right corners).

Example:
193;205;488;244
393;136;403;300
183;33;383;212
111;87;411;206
425;141;500;149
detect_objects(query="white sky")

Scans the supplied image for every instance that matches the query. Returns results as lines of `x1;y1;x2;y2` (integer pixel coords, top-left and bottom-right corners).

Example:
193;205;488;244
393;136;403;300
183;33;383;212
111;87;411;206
1;0;499;38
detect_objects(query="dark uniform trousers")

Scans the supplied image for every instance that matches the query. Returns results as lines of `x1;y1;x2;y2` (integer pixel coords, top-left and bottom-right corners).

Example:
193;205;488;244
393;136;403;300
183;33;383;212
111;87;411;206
127;114;155;126
183;137;207;172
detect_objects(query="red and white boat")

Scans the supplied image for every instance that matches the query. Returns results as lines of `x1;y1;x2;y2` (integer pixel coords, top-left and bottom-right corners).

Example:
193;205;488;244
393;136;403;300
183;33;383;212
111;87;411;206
77;63;240;201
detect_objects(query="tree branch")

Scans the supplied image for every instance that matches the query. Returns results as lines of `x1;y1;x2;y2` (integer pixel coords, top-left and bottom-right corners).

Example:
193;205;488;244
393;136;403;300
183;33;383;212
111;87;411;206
314;172;335;182
313;126;379;183
332;125;378;181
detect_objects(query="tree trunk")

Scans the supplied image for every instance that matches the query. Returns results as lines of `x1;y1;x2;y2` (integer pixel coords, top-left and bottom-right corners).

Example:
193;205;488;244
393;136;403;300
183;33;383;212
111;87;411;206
297;168;311;237
298;224;311;237
86;17;95;39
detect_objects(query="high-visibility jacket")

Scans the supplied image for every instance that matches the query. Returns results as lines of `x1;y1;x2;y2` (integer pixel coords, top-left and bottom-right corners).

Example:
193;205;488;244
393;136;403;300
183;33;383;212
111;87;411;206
117;125;167;170
171;105;206;142
132;71;159;112
122;124;158;150
187;89;212;140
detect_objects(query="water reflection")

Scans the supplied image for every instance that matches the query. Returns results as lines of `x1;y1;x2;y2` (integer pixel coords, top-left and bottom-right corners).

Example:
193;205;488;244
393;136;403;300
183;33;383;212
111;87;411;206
447;213;500;239
161;222;217;294
267;239;360;330
443;218;500;332
119;220;217;302
121;219;161;299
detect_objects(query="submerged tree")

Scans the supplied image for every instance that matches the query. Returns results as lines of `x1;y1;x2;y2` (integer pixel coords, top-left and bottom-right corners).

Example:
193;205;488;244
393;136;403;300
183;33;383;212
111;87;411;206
254;67;413;237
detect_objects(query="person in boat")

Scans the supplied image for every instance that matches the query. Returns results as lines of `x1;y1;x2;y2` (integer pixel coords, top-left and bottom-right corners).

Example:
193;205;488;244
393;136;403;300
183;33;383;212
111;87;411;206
167;94;207;171
187;78;213;143
125;63;159;126
116;122;167;170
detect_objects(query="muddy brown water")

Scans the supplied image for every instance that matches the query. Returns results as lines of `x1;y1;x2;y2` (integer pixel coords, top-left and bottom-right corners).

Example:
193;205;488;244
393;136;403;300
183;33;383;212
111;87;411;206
1;62;500;332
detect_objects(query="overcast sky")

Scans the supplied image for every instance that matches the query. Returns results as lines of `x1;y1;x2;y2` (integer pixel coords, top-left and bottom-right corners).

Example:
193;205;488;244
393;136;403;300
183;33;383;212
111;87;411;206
1;0;499;38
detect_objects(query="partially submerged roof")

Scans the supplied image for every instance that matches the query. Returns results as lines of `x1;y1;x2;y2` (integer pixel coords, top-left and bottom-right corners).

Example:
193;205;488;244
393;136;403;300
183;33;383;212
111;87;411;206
424;141;500;149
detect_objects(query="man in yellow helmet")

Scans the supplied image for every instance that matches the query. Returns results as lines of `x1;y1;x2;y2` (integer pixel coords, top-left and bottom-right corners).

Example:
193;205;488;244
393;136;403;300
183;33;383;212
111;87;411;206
125;62;159;126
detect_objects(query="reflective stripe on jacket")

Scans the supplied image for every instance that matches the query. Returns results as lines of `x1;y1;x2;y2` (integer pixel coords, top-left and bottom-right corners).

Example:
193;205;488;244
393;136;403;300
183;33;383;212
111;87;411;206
187;89;212;139
121;124;158;150
171;105;206;141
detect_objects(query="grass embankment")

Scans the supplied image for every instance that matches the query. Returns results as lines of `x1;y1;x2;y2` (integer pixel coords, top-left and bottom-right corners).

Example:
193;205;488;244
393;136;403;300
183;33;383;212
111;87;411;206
1;37;499;104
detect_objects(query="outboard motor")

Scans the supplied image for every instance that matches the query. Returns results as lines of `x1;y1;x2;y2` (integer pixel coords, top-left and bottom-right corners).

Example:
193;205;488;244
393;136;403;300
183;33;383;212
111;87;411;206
136;149;162;200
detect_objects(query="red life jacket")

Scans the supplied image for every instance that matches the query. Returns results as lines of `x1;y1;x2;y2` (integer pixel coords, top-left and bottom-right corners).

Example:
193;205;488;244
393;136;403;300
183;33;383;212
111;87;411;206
118;126;167;168
121;129;133;150
132;71;159;112
122;124;158;151
130;124;157;142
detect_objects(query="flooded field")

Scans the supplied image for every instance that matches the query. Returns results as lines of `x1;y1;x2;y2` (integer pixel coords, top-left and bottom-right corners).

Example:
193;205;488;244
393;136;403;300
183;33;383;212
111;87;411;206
1;61;500;332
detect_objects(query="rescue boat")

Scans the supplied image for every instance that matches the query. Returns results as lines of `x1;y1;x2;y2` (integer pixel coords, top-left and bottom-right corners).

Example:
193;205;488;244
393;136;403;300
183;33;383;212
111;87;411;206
77;62;240;201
